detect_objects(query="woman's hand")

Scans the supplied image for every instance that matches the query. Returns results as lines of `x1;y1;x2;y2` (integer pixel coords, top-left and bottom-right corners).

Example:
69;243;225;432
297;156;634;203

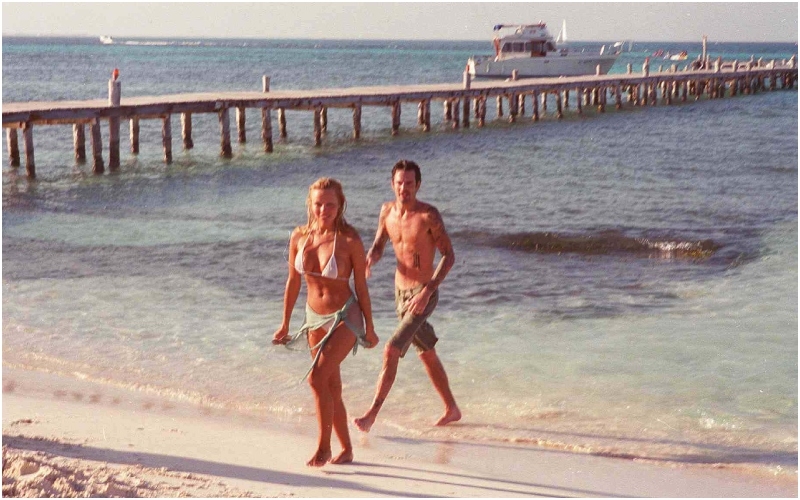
364;325;379;348
272;325;291;345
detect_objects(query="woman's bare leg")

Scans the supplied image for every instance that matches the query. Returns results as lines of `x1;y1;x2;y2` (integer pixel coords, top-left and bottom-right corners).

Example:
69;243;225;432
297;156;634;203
328;368;353;464
307;326;356;467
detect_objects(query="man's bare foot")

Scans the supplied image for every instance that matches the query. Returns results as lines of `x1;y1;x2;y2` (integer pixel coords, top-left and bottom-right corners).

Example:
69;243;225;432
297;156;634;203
435;407;461;427
306;449;332;467
353;414;375;433
330;449;353;464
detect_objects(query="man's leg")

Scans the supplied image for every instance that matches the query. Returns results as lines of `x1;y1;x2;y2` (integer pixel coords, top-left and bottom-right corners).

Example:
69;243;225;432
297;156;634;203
353;344;401;433
354;287;436;433
419;348;461;426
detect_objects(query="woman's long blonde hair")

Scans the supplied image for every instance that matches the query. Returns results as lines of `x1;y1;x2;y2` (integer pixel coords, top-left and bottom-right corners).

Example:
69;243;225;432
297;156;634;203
303;177;353;234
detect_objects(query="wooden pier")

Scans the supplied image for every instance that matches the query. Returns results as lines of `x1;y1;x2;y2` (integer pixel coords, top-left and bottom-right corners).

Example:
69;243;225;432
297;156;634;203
3;60;797;178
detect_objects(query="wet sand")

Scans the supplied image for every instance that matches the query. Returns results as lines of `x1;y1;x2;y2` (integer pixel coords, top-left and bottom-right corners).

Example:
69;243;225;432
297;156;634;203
2;367;796;497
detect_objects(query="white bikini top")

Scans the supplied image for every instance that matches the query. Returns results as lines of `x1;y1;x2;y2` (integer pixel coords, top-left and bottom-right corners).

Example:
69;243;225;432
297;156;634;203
294;231;346;280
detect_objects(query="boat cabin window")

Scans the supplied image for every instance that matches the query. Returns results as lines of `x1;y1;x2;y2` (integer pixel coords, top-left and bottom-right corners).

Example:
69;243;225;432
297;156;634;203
531;42;546;56
502;42;531;53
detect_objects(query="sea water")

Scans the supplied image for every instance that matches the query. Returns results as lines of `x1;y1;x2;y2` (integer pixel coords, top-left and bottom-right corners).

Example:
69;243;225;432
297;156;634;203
2;37;797;477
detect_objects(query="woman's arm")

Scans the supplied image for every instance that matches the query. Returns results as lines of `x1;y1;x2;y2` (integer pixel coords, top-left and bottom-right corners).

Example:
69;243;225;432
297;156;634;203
350;231;379;348
273;228;303;344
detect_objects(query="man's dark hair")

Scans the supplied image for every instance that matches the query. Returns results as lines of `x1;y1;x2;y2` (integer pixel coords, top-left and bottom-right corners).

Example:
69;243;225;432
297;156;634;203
391;159;421;184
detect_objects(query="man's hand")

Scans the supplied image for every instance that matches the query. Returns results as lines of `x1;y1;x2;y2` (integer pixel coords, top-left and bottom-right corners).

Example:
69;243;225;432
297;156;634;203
403;288;432;316
365;249;379;279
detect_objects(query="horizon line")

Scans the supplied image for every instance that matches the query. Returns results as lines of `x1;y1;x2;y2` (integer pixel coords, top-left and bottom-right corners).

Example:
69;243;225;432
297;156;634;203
3;34;798;44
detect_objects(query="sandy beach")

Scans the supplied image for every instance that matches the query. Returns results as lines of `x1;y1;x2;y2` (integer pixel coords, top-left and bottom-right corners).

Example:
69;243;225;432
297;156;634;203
2;366;795;498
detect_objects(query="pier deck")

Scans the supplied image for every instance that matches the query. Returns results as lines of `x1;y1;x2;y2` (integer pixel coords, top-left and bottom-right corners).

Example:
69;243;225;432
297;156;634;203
3;64;797;178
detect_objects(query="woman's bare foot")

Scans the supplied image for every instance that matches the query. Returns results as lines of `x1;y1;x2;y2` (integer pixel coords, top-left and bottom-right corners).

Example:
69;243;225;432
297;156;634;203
330;449;353;464
435;406;461;427
353;414;375;433
307;449;332;467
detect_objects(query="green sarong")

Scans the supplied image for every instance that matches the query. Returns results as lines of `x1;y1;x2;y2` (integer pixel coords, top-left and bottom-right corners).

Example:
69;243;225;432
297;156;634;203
285;296;368;381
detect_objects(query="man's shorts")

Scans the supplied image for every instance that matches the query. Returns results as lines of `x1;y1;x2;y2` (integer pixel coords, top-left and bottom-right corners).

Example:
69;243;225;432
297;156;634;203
388;285;439;357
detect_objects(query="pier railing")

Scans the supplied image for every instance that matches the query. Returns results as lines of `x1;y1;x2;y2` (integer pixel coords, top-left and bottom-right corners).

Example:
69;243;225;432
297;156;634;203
3;62;796;178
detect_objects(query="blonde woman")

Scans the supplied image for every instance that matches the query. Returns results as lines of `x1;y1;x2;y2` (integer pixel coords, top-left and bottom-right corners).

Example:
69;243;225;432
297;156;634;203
273;177;379;467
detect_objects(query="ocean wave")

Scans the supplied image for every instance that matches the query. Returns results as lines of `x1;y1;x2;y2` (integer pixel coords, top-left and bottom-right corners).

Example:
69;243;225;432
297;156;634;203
454;230;721;259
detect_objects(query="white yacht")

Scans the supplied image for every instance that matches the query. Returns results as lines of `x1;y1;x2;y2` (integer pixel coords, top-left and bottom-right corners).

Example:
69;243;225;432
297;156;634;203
99;35;114;45
468;23;621;79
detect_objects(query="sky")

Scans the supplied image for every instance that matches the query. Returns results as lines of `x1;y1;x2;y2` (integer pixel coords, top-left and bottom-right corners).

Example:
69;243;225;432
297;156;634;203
1;2;797;43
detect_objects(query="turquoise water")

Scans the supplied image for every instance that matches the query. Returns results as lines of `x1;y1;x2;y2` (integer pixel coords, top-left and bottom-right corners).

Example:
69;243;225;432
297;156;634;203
3;37;797;476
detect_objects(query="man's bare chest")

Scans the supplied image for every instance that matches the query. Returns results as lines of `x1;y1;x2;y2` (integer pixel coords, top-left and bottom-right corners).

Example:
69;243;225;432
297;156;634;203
386;213;428;245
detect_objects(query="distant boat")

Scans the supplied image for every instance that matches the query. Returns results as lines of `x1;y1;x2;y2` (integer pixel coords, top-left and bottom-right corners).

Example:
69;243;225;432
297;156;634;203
555;19;567;44
467;22;621;79
669;50;688;61
99;35;114;45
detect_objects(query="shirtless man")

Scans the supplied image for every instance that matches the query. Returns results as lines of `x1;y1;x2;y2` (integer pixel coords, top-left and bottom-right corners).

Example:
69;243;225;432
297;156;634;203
353;160;461;432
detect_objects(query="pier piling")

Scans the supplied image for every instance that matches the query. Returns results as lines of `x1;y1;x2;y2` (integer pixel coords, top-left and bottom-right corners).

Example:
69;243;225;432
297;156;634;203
391;101;401;135
261;107;273;152
108;77;121;170
90;118;103;174
6;128;20;167
130;117;140;154
352;104;362;139
72;124;85;163
219;108;232;158
181;113;194;150
313;107;322;146
162;115;173;164
278;108;287;140
452;99;461;129
22;123;35;177
236;106;247;143
556;91;563;119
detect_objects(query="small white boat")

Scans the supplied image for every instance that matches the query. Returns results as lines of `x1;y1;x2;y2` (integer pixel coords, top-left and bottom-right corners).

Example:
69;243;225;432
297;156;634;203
99;35;114;45
468;22;622;79
669;50;688;61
